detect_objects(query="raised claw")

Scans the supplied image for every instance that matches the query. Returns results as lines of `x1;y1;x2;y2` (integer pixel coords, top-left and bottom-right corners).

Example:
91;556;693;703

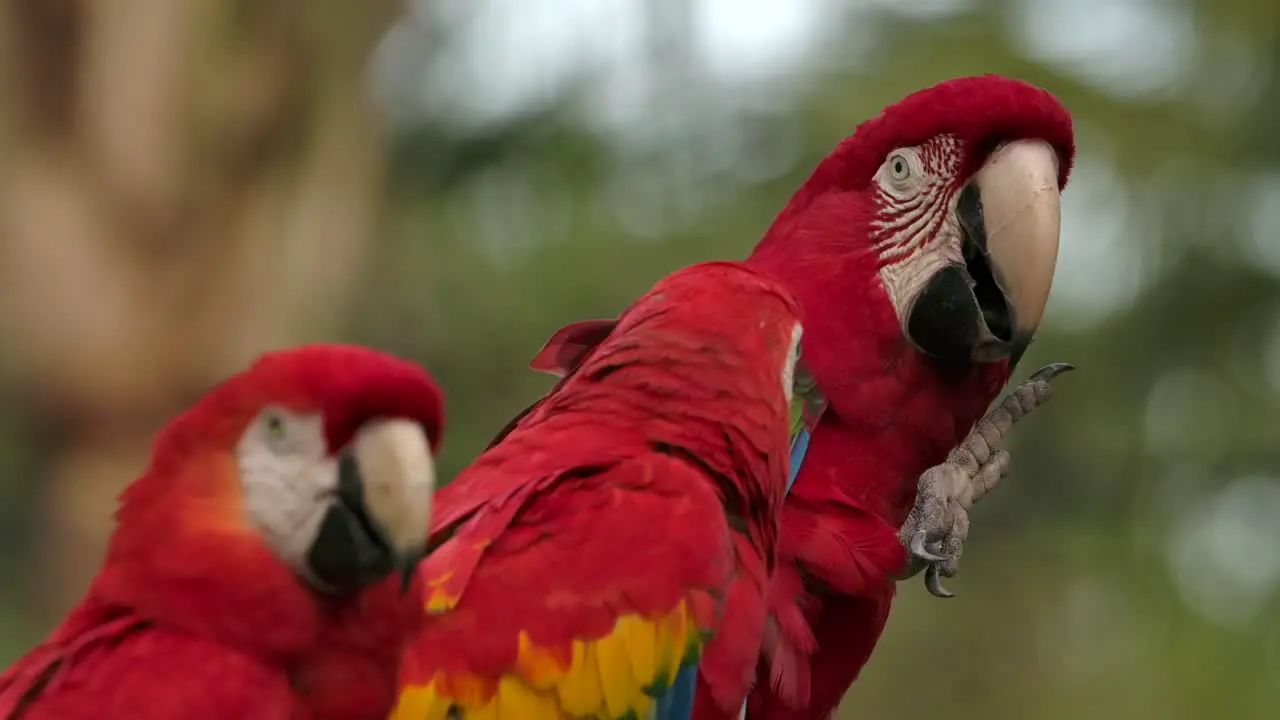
909;531;946;564
925;565;954;598
1030;361;1074;382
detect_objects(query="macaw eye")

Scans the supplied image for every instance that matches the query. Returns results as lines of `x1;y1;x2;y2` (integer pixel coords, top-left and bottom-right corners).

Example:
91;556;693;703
889;152;911;181
263;410;289;444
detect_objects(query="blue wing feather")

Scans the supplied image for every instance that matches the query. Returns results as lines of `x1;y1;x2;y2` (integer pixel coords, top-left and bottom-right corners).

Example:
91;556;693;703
785;428;810;494
653;664;699;720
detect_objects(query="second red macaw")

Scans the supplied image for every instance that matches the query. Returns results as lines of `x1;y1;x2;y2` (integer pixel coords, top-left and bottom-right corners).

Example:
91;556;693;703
394;262;820;720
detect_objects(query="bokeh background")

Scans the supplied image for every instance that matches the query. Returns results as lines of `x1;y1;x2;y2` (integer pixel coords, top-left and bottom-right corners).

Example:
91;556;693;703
1;0;1278;717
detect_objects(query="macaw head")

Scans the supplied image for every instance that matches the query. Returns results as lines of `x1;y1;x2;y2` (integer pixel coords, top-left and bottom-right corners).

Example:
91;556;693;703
748;74;1075;376
95;344;444;650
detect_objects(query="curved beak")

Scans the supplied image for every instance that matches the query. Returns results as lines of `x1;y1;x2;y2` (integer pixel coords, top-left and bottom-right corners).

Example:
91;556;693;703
906;139;1064;367
966;139;1063;363
306;419;435;593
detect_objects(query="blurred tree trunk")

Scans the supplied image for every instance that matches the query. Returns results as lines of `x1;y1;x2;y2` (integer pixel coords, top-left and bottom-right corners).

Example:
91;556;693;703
0;0;396;619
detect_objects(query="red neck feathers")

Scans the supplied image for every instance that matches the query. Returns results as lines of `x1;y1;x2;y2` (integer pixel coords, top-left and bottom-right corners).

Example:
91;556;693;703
90;458;323;660
746;201;1008;524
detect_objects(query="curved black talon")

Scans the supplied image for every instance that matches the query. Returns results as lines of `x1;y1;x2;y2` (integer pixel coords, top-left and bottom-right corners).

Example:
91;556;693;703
1030;362;1074;382
925;565;954;598
909;531;946;563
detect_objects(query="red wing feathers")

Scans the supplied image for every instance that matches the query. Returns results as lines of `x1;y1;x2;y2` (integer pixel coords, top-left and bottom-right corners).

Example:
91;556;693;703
484;320;616;452
528;320;617;377
396;452;733;720
0;609;293;720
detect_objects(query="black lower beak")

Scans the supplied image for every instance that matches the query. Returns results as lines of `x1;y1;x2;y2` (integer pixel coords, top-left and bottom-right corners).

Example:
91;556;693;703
905;182;1029;367
306;451;415;593
1008;340;1031;373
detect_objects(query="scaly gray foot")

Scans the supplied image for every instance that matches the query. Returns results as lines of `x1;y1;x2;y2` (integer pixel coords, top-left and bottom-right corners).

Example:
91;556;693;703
896;362;1074;598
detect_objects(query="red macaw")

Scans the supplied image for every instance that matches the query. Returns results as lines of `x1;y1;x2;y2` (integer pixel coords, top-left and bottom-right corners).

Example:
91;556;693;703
487;74;1078;719
392;261;817;720
0;344;445;720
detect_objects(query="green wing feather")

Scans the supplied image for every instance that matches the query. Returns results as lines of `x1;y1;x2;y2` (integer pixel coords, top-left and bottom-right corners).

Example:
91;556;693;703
789;359;827;442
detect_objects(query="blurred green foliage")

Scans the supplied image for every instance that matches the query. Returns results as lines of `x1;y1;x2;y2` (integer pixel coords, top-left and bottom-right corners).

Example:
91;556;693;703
4;0;1280;717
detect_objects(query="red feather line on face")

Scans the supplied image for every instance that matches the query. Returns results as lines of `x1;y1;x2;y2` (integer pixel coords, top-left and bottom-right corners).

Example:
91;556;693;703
774;74;1075;233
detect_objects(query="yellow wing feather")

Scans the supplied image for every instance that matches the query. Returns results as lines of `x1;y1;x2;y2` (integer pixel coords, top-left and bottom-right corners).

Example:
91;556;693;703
616;615;657;690
391;602;703;720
